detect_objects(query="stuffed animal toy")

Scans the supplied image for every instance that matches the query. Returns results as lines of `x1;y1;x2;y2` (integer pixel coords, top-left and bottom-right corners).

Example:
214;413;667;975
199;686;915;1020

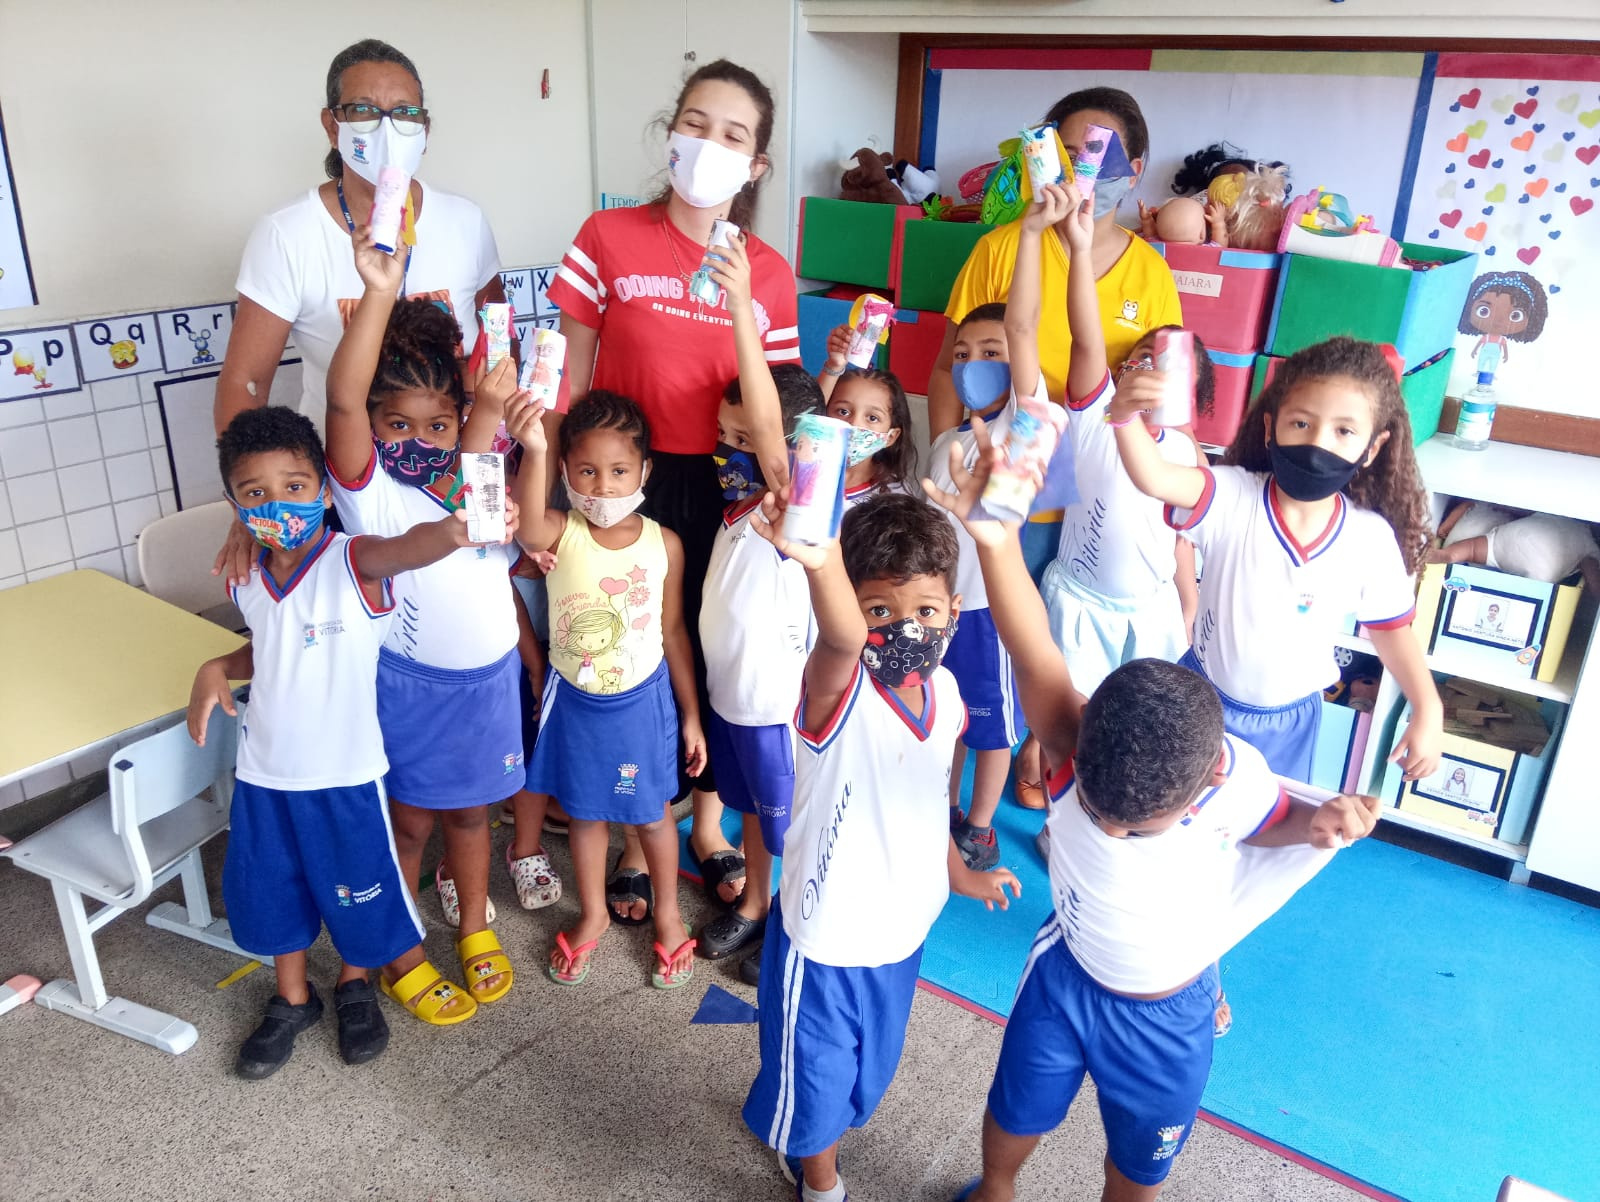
840;147;942;206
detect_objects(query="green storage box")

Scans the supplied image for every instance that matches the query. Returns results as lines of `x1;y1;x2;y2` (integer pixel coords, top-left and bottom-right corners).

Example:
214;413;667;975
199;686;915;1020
1265;244;1477;368
796;198;920;291
894;220;995;313
1249;347;1454;446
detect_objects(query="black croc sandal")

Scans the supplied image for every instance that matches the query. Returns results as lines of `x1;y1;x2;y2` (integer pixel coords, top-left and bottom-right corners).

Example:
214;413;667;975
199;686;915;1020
605;864;653;927
698;910;766;961
697;848;747;910
335;978;390;1066
235;985;324;1080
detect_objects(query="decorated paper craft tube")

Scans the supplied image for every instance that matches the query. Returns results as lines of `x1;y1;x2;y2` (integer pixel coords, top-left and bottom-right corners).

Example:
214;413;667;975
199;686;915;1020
1072;122;1116;199
1021;124;1067;196
519;327;567;410
783;413;851;545
369;167;410;254
845;294;896;369
981;392;1068;524
459;452;507;544
1150;329;1194;428
690;220;740;305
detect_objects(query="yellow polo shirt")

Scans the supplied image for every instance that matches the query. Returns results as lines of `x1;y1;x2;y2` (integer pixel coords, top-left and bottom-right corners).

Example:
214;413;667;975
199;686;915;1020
944;222;1183;403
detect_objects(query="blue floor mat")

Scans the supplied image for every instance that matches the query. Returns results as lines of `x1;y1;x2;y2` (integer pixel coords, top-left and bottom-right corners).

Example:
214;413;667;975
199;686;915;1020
682;760;1600;1202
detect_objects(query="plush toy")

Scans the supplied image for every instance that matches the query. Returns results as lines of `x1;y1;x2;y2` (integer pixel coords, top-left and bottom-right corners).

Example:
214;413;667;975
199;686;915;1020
1278;186;1400;265
840;147;942;206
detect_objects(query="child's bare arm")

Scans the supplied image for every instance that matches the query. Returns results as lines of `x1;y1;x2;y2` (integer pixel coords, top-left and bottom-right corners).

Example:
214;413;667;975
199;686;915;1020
503;402;565;553
326;229;403;482
1174;536;1199;641
948;839;1021;910
714;235;790;488
750;490;865;733
1109;379;1209;510
1369;624;1443;782
818;324;851;401
661;528;707;777
1059;183;1107;404
1243;793;1382;850
349;506;519;608
1008;183;1073;402
187;644;253;745
923;421;1084;771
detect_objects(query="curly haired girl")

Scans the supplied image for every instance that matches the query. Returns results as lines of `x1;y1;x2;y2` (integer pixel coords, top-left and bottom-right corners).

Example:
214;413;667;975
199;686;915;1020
1107;336;1442;786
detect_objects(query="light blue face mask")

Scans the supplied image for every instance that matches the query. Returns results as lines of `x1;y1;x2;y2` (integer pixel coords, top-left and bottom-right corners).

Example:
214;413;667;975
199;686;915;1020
1091;173;1137;220
953;359;1011;415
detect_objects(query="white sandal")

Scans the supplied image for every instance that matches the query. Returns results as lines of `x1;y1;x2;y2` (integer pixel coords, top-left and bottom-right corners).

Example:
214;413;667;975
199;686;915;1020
506;844;562;910
435;862;496;929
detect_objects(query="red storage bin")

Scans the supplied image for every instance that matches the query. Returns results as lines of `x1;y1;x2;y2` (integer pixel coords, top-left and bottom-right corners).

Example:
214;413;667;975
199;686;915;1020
886;309;947;396
1153;243;1281;356
1195;348;1256;450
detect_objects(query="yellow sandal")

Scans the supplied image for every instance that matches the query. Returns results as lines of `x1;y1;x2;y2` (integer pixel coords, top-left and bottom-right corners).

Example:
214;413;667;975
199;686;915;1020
379;961;478;1026
458;928;515;1004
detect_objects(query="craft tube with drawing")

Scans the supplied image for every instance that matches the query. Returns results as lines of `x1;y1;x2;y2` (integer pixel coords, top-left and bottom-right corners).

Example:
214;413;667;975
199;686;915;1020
783;413;850;545
1150;329;1194;428
1021;124;1067;196
981;394;1068;524
369;167;410;254
1072;122;1117;201
518;327;567;410
845;294;896;369
459;452;506;543
690;219;741;306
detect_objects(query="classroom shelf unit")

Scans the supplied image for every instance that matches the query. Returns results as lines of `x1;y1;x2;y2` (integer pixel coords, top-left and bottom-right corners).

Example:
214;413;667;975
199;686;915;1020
1345;436;1600;889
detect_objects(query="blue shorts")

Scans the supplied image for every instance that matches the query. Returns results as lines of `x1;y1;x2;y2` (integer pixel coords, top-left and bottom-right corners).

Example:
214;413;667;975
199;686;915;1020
942;607;1020;751
1180;648;1320;780
988;916;1218;1187
377;646;526;809
527;660;678;825
743;901;924;1159
222;779;424;968
706;711;795;855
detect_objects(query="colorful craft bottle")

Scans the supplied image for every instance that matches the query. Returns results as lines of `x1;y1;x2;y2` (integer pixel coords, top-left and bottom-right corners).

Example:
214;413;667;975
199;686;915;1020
782;413;851;545
690;220;740;305
369;167;410;254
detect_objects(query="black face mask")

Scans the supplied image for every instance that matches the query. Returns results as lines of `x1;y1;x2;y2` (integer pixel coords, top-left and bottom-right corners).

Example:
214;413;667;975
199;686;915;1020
1267;439;1366;502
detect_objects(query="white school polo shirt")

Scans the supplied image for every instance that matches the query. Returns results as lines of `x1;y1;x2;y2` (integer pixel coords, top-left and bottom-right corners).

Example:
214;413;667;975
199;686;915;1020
1168;466;1416;707
1044;734;1333;994
780;663;967;968
329;452;518;670
230;530;392;790
700;496;815;728
1057;372;1198;600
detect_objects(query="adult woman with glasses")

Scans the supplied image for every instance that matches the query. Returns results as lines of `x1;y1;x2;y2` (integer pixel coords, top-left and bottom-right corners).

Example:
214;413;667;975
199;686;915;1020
214;39;505;444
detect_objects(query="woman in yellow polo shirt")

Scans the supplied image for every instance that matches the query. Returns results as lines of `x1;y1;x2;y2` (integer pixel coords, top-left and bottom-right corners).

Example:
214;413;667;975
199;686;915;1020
930;87;1182;809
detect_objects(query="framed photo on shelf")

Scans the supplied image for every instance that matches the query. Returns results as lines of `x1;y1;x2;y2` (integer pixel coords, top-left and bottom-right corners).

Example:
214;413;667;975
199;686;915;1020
1442;587;1537;654
1396;738;1517;840
1414;561;1583;684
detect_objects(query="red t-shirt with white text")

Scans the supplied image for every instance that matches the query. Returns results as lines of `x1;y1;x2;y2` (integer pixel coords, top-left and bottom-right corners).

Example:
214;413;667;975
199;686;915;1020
546;205;801;455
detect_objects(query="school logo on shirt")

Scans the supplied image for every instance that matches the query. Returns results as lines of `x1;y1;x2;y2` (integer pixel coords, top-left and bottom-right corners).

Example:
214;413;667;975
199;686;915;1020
502;751;523;774
1120;298;1140;323
334;884;352;907
302;618;347;648
1297;592;1315;614
615;762;639;795
1153;1124;1186;1160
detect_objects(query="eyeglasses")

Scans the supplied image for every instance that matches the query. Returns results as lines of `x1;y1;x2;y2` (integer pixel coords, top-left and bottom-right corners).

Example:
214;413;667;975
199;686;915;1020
329;103;428;135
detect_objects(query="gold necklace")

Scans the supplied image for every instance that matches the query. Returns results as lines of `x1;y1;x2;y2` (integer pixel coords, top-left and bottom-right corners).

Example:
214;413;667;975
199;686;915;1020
663;218;698;284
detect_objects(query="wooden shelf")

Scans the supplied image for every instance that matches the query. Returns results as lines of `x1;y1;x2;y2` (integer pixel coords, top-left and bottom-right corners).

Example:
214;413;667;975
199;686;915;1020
1425;632;1583;705
1415;436;1600;524
1381;804;1530;863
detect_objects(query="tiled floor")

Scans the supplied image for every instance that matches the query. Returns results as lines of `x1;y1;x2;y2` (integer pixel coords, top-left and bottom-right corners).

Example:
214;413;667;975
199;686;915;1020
0;820;1366;1202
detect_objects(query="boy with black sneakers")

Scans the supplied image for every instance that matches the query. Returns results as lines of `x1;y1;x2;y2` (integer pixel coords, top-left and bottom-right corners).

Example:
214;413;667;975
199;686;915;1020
188;406;508;1078
925;421;1382;1202
742;490;1021;1202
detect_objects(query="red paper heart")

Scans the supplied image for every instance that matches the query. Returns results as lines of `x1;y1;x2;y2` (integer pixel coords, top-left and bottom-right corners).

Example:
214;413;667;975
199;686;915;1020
1440;209;1463;228
1446;133;1470;153
1511;130;1536;151
1464;222;1488;242
1468;149;1491;168
1577;145;1600;165
1457;88;1481;109
600;576;629;596
1573;196;1595;216
1514;97;1538;119
1517;246;1541;264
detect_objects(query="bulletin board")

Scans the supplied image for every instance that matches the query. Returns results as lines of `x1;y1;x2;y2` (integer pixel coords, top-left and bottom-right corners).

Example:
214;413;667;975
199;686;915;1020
0;104;37;312
897;40;1600;435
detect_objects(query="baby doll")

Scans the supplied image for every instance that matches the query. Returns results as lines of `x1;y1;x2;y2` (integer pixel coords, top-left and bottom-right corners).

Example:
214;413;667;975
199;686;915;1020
1430;500;1600;595
1143;195;1210;244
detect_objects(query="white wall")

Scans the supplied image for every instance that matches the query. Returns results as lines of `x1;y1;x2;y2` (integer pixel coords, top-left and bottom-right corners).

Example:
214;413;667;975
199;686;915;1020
0;0;593;323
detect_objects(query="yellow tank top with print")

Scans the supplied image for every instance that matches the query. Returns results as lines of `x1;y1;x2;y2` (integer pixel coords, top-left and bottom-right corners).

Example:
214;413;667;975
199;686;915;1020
546;511;668;694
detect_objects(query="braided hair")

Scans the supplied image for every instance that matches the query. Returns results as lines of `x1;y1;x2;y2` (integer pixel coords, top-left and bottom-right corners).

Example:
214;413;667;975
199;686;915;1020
369;299;467;415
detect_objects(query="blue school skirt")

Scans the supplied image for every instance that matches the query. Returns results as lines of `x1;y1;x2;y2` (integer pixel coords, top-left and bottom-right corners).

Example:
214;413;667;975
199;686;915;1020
526;659;679;825
376;646;526;809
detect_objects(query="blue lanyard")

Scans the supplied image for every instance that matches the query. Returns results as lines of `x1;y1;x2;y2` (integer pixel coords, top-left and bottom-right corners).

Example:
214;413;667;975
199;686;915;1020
336;176;413;295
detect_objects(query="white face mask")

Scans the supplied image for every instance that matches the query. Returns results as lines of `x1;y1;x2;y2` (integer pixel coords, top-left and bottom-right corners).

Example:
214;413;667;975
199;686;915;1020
563;464;649;529
666;131;755;210
339;117;427;186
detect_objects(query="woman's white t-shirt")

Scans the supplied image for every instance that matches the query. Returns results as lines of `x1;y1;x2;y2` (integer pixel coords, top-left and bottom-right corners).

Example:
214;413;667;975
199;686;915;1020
236;181;501;430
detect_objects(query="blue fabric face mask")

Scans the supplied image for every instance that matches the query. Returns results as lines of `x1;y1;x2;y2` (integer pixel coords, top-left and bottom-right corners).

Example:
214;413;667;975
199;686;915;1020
953;359;1011;415
236;495;326;551
1091;174;1137;221
713;442;764;501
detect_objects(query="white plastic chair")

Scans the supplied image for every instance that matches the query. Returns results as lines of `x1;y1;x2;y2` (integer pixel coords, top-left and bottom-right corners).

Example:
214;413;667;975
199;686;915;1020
1;706;253;1053
136;500;246;631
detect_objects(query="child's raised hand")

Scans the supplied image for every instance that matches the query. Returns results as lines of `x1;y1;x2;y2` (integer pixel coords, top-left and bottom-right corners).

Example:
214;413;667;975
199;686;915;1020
708;233;753;311
920;416;1020;547
1025;182;1076;238
1390;715;1442;782
681;718;708;778
471;355;526;421
1308;793;1383;850
823;324;852;374
1106;368;1169;427
1059;182;1095;253
503;398;547;453
352;226;406;294
749;487;833;570
955;862;1022;911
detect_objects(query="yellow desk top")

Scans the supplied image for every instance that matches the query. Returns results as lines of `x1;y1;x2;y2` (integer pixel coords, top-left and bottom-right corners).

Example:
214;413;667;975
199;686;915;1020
0;570;246;785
